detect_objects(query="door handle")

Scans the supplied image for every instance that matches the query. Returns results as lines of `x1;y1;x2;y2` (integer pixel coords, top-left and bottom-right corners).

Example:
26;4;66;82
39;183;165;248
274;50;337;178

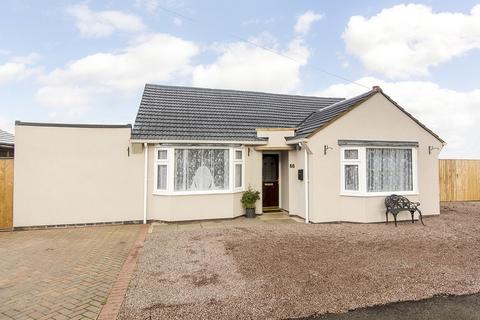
264;183;274;186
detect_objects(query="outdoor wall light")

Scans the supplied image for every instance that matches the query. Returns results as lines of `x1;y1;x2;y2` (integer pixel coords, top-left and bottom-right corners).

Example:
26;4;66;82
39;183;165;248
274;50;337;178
428;146;440;154
324;145;333;155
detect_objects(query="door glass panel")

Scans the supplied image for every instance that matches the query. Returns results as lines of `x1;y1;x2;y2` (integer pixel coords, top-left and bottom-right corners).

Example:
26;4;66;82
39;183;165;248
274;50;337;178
262;155;278;181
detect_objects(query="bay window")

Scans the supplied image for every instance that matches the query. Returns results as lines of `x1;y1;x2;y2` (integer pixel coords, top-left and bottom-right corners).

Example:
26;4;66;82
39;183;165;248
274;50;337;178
154;146;245;195
341;147;417;196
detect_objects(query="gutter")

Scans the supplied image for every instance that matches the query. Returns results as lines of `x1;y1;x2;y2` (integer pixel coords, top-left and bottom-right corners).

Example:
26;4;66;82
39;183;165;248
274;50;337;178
130;139;268;145
143;143;148;224
15;121;131;129
285;138;307;145
300;142;310;224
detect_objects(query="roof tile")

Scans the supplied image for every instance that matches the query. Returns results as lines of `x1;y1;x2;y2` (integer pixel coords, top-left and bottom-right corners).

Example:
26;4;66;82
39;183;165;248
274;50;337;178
132;84;343;141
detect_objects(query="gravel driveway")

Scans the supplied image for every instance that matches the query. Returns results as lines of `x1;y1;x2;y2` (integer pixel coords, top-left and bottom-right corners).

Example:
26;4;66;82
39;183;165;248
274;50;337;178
119;202;480;320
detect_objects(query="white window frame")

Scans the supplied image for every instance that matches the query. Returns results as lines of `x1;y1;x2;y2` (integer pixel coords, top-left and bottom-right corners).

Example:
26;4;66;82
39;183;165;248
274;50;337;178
340;147;363;195
154;148;169;191
153;146;246;196
340;146;418;197
233;148;245;191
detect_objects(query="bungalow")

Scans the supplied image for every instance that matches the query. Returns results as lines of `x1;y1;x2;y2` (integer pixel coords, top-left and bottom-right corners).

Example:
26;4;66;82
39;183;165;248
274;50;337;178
13;85;444;227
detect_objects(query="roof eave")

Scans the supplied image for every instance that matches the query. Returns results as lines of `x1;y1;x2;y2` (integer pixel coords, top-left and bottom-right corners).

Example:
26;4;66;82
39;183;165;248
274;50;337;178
15;121;132;129
129;139;268;145
285;138;308;145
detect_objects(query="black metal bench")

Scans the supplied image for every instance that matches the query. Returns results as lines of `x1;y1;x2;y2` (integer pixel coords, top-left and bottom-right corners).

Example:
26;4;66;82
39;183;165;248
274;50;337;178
385;194;424;227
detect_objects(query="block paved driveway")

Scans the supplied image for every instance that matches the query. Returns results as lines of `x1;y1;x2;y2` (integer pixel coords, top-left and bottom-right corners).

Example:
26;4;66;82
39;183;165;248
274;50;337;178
0;225;142;320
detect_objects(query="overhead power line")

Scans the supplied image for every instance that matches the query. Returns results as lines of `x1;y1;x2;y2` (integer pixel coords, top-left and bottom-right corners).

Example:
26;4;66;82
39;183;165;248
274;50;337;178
157;5;370;90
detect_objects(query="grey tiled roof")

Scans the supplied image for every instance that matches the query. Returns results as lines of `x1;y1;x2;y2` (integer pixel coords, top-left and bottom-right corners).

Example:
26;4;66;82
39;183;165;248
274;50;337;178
132;84;444;144
0;129;14;146
291;90;377;140
132;84;343;141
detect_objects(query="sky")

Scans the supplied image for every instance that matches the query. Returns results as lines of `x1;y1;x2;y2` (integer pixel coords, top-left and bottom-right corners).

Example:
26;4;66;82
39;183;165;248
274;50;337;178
0;0;479;158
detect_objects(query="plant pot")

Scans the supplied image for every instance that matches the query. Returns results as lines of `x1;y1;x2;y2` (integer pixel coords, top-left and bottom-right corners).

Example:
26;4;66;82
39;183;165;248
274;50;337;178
245;208;256;218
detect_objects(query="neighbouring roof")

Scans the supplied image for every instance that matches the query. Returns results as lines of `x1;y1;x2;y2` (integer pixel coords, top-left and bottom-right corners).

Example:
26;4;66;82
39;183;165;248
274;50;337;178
0;129;14;146
132;84;343;141
132;84;444;144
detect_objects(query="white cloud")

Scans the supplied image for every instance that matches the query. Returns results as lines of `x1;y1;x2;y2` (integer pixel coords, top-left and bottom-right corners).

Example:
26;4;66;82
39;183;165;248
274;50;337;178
316;77;480;158
0;63;30;84
192;11;319;93
294;10;323;35
36;86;95;111
67;4;146;38
192;35;309;93
10;53;41;65
0;53;41;85
36;33;199;112
343;4;480;79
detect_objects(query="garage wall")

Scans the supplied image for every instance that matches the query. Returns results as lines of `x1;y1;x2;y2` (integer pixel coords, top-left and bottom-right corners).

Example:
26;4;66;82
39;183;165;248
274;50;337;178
14;123;144;227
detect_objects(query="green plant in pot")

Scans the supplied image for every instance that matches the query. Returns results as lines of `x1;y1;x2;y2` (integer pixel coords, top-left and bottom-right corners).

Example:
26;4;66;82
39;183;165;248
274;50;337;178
241;187;260;218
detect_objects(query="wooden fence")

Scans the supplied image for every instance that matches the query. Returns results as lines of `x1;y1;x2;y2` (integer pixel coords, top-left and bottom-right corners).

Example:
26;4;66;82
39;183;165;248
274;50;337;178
0;159;13;230
440;159;480;202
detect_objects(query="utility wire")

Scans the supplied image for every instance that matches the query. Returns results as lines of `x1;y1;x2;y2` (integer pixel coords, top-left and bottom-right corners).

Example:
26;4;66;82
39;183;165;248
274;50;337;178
157;5;370;90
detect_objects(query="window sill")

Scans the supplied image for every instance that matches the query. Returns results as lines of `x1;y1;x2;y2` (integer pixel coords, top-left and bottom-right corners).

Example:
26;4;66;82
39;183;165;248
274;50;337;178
340;191;419;198
153;189;245;196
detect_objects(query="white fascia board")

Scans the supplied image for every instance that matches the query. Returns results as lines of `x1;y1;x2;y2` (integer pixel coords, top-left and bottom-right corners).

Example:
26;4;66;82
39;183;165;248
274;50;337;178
130;139;268;145
285;138;308;145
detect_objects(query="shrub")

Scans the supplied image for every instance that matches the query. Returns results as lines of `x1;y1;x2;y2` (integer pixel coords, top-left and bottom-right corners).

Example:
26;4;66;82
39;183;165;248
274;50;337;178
241;187;260;209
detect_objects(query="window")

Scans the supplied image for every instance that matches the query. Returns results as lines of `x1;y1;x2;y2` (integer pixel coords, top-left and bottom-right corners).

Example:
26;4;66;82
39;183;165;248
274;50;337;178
366;148;413;192
155;149;168;191
157;149;167;160
174;149;229;191
341;147;417;196
341;149;360;192
154;147;245;194
344;149;358;160
234;149;244;189
344;165;359;191
235;150;243;160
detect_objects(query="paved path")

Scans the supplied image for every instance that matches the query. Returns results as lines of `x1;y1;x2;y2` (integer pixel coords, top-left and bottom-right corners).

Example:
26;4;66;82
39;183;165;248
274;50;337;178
300;294;480;320
150;212;301;233
0;225;142;320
